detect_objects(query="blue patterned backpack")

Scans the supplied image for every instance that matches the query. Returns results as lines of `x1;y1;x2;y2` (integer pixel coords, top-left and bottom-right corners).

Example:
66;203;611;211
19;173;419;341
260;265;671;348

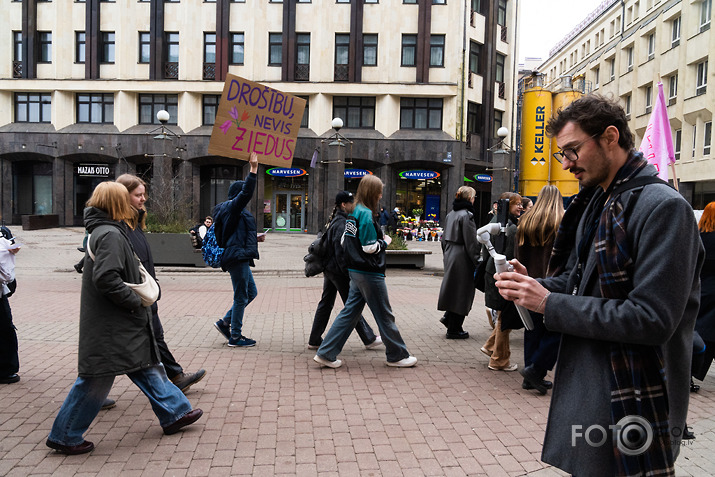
201;224;224;268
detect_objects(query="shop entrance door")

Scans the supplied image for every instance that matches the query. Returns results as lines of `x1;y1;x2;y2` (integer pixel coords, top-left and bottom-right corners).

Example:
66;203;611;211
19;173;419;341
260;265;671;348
273;192;304;232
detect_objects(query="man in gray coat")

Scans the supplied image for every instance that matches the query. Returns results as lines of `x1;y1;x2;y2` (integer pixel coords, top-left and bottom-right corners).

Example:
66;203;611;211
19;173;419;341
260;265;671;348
494;95;704;476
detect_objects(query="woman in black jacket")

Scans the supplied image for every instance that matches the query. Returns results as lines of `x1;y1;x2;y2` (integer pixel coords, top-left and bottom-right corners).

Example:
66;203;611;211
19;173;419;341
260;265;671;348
308;191;382;350
116;174;206;392
46;182;202;455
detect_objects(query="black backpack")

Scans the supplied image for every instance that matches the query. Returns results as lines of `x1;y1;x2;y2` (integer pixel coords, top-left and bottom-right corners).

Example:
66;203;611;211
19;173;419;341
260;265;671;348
303;229;330;277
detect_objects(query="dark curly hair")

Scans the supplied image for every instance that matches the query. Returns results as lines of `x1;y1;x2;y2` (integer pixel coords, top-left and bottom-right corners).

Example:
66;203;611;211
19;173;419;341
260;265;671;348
545;94;634;151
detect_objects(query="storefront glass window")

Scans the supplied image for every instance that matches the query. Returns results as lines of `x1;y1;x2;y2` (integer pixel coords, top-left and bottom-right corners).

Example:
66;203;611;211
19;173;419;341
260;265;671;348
12;161;53;216
395;173;441;224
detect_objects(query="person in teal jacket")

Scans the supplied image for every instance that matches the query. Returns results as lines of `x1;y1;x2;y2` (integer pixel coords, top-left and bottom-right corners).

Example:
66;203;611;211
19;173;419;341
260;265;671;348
313;175;416;369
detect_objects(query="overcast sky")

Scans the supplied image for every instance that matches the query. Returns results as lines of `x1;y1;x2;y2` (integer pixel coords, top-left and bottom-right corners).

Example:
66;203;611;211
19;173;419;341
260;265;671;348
518;0;607;64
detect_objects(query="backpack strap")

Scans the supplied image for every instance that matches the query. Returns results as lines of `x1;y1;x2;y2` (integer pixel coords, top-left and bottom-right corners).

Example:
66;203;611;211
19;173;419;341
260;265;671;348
610;175;669;197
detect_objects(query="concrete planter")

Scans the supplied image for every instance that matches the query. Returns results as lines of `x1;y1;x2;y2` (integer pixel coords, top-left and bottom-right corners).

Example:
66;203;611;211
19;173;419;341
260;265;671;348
144;233;206;267
385;249;432;269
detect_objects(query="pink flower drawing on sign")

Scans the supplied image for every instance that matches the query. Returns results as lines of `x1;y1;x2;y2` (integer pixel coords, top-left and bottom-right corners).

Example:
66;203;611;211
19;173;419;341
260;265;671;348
219;120;232;135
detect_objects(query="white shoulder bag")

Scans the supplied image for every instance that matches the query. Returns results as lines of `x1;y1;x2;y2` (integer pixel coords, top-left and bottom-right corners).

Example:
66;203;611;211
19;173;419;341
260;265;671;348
86;234;159;307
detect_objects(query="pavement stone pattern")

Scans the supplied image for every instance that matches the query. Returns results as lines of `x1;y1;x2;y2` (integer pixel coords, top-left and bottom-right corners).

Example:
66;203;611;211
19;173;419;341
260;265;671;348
0;226;713;476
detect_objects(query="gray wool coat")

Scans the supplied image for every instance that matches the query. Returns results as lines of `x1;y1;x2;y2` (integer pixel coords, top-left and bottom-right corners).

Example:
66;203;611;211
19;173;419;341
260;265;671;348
437;208;481;316
538;165;704;475
78;207;159;377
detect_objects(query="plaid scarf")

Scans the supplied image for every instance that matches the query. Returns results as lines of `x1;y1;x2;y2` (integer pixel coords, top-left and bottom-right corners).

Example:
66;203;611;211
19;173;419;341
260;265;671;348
549;152;674;476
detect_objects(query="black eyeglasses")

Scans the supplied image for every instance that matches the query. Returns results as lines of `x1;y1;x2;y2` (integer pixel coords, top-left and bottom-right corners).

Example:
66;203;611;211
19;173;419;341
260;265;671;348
552;132;602;163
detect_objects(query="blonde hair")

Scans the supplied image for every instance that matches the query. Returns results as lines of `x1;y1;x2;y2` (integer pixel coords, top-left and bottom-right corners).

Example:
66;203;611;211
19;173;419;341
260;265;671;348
699;202;715;233
517;185;564;247
116;174;147;230
86;182;135;226
456;186;476;201
356;175;384;214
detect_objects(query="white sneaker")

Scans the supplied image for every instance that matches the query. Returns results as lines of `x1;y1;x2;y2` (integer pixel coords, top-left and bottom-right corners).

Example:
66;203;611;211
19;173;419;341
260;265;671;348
313;354;342;368
365;336;383;349
386;356;417;367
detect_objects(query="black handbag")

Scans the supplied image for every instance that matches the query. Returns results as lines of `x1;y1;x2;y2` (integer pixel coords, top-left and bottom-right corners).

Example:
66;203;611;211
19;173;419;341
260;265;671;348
474;258;487;292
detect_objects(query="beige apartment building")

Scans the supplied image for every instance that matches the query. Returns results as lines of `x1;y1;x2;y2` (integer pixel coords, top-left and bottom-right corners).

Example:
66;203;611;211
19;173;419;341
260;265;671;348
538;0;713;207
0;0;518;232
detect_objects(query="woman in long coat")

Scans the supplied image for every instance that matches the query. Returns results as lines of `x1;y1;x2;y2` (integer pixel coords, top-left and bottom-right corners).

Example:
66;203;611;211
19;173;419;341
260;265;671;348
437;186;482;338
46;182;202;455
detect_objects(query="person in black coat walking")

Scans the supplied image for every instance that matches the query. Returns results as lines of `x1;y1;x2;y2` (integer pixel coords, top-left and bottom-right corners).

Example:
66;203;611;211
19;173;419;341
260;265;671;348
116;174;206;393
308;191;382;350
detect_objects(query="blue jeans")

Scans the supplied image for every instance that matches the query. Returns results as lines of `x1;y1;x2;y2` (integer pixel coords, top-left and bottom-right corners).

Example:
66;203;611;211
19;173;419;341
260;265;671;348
48;364;192;446
222;260;258;339
317;271;409;363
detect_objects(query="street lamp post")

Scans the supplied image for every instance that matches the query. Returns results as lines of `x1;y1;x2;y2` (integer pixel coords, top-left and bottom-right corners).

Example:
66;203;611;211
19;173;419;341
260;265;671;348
487;126;515;204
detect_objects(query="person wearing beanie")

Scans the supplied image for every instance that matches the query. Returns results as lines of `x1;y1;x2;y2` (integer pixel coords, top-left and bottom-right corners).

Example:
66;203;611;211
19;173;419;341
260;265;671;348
308;191;383;351
212;152;261;348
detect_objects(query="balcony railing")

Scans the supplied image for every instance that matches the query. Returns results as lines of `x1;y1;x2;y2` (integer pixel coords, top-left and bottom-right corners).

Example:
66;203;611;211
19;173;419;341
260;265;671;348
334;64;349;82
295;64;310;81
470;9;475;27
165;62;179;79
500;25;508;42
497;81;505;99
468;73;473;89
203;62;215;80
13;61;22;78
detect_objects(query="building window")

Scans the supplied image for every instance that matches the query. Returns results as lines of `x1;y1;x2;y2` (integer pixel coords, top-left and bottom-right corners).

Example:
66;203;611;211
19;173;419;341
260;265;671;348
401;34;417;67
166;32;179;62
333;96;375;129
101;32;115;63
645;84;652;113
230;33;244;64
77;93;114;124
204;33;216;64
363;34;377;66
139;32;150;63
13;31;22;62
495;53;505;83
624;94;631;117
674;129;681;160
668;74;678;104
701;0;712;31
497;0;507;26
298;96;309;128
626;46;633;70
594;66;600;87
403;0;417;3
609;58;615;80
15;93;51;123
494;110;503;135
671;16;681;47
696;60;708;95
75;32;86;63
467;101;480;134
268;32;282;66
469;41;481;74
432;0;445;4
139;94;178;124
705;121;712;156
203;94;220;125
365;0;378;3
471;0;482;14
647;33;655;60
38;32;52;63
399;98;443;129
335;33;350;80
692;124;697;158
295;33;310;81
430;35;445;67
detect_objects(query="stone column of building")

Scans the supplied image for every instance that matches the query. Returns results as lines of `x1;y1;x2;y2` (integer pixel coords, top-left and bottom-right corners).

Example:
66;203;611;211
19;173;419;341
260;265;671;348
490;149;512;203
326;140;346;227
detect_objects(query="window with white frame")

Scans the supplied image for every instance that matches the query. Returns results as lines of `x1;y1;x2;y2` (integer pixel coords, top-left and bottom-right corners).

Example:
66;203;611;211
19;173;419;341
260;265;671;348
697;60;708;95
645;84;653;113
674;129;681;160
626;46;633;70
624;94;631;116
671;16;681;47
692;124;697;158
705;121;712;156
594;66;600;88
647;33;655;60
701;0;712;31
668;74;678;103
609;58;615;80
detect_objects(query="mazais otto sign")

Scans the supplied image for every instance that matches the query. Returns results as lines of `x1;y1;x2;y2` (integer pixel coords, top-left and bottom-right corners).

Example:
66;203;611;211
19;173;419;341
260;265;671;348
399;170;441;180
475;174;493;183
344;169;373;178
208;74;307;168
77;164;110;177
266;168;307;178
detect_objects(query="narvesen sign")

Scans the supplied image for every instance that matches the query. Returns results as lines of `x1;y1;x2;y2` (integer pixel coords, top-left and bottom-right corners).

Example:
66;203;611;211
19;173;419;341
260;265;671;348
266;168;307;178
475;174;493;183
208;74;306;168
344;168;373;178
77;164;110;177
399;170;441;180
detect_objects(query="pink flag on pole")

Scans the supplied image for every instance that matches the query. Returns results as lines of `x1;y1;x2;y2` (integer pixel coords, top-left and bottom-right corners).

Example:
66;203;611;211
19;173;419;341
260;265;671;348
638;82;675;181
